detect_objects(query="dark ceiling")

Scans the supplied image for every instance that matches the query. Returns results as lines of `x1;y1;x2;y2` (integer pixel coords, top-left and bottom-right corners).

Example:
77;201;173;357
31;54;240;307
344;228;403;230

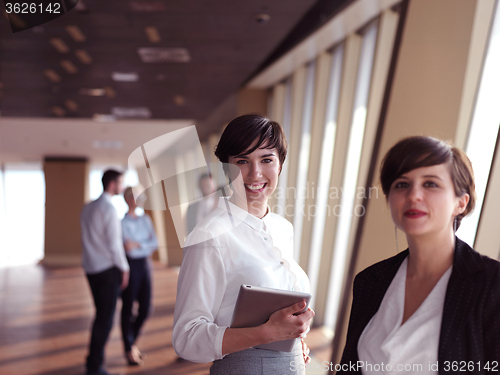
0;0;319;139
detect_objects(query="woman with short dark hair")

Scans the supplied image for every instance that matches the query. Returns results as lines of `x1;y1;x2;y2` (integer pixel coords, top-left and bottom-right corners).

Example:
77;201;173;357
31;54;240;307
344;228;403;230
338;136;500;374
172;114;314;374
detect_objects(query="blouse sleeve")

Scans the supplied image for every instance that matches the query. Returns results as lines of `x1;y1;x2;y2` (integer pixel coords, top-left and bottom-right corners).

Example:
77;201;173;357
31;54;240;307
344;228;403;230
172;234;228;363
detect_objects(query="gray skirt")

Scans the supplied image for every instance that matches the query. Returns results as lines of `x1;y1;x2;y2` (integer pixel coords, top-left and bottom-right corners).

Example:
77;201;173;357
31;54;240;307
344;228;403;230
210;342;305;375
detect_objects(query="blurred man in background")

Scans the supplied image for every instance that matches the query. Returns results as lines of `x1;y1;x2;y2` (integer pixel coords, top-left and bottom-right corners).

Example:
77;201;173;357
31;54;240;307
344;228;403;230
81;169;129;375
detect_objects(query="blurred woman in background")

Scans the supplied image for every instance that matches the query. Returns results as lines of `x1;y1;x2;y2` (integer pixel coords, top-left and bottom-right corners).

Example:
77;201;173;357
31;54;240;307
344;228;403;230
121;187;158;365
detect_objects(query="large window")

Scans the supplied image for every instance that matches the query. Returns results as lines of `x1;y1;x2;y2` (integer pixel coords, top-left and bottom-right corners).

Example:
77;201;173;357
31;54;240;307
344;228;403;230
276;78;293;217
307;44;344;308
458;1;500;247
324;22;378;329
292;61;316;261
0;163;45;267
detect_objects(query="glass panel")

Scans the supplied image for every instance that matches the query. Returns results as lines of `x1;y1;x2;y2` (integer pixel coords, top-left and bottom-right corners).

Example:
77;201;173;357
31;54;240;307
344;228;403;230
277;77;293;217
292;61;316;261
457;2;500;246
325;22;378;329
307;44;344;307
0;165;6;266
0;163;45;267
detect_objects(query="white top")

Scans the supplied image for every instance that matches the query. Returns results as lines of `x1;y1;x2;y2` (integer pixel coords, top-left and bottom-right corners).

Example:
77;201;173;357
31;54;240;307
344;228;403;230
358;258;452;375
172;197;310;363
81;192;130;274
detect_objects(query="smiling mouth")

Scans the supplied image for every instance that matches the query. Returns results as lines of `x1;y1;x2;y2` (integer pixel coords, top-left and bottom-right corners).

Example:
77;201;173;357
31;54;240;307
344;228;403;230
245;183;267;191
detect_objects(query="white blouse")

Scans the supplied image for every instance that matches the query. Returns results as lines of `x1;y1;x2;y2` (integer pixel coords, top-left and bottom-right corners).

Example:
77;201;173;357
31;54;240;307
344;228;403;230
172;197;310;363
358;258;452;375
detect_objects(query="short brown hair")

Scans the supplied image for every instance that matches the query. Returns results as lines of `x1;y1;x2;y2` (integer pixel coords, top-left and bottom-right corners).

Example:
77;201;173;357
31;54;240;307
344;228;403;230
214;114;287;167
380;136;476;229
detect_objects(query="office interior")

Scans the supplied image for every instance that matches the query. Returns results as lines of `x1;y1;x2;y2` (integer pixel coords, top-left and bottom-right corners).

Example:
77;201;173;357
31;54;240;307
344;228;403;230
1;0;500;373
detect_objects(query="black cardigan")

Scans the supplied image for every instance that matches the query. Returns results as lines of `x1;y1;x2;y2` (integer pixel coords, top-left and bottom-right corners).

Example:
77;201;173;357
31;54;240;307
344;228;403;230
338;238;500;374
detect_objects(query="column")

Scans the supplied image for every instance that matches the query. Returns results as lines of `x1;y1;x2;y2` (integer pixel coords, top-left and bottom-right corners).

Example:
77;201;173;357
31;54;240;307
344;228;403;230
42;157;89;266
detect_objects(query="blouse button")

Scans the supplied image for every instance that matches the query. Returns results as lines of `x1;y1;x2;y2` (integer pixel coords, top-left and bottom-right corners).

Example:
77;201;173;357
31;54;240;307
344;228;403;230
264;237;268;240
280;261;284;265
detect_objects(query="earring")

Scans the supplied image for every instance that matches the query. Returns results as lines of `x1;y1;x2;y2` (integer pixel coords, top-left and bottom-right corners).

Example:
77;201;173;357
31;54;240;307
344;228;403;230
453;217;457;232
394;225;399;253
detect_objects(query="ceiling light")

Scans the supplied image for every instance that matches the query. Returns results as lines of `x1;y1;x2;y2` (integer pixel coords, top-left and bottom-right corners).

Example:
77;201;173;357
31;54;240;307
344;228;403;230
44;69;61;82
145;26;161;43
174;95;185;106
92;140;123;149
50;38;69;53
137;47;191;63
93;114;116;122
111;107;152;118
254;13;271;25
60;60;78;74
112;72;139;82
52;106;65;117
64;99;78;111
75;49;92;64
80;88;106;96
66;25;86;42
104;86;116;98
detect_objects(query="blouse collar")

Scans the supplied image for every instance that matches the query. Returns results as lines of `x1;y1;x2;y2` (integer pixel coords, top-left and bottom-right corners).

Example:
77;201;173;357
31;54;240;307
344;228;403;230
217;197;269;232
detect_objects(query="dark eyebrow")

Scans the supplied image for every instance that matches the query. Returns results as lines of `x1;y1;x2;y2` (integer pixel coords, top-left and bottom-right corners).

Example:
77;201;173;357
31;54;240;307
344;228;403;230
397;174;444;181
233;153;276;159
424;174;444;181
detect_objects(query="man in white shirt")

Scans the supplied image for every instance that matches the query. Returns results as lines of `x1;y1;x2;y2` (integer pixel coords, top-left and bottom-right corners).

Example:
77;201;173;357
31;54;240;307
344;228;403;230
81;169;130;375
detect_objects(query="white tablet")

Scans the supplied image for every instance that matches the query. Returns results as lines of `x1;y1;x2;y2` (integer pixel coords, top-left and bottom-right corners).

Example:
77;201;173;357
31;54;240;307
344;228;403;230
230;285;312;352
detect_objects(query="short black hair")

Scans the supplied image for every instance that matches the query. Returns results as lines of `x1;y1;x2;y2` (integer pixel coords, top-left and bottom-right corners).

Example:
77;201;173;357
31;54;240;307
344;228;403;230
101;169;123;191
214;114;287;166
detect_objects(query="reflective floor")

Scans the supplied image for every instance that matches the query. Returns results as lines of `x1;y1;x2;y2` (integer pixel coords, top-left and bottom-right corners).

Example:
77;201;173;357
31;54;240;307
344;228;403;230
0;261;333;375
0;262;210;375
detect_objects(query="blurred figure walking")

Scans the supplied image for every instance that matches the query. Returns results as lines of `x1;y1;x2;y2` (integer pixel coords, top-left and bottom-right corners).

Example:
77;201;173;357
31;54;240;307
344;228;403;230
81;169;129;375
121;187;158;365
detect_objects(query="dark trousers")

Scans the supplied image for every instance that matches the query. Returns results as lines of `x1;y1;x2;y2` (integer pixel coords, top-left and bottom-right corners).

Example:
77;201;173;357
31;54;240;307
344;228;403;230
121;257;152;352
86;267;122;373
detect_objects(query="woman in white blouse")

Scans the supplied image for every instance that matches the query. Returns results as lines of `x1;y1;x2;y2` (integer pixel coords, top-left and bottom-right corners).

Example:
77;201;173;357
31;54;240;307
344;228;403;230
339;136;500;374
172;114;315;374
